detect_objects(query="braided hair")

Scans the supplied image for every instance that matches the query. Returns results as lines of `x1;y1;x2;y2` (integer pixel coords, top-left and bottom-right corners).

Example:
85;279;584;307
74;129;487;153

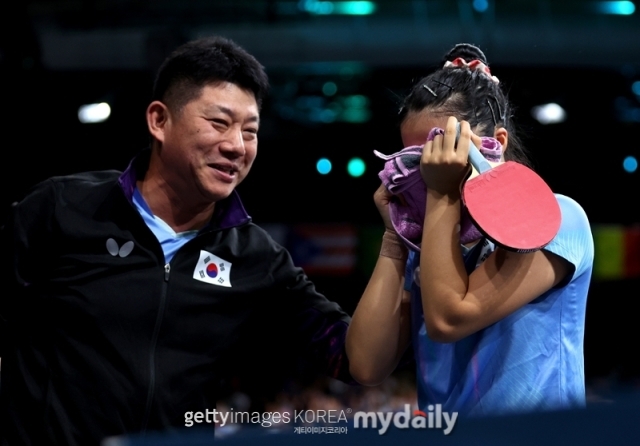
399;43;531;168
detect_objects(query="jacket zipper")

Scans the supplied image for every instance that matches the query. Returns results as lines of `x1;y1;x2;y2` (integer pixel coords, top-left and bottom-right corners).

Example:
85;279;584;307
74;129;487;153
141;263;171;431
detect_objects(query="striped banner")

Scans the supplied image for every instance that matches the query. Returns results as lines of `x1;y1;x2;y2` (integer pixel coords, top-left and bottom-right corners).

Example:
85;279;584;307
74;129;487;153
265;223;640;280
593;225;640;280
288;224;358;276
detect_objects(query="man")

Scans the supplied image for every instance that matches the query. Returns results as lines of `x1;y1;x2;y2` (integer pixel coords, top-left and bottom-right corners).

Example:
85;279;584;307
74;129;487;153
0;36;351;445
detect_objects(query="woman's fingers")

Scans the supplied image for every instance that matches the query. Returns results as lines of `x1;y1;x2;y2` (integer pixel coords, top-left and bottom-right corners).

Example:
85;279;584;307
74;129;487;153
453;119;471;161
420;117;479;195
373;183;396;231
443;116;459;156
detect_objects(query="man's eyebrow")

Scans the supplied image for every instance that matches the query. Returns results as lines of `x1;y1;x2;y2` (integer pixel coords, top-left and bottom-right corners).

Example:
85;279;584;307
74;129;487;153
211;105;260;124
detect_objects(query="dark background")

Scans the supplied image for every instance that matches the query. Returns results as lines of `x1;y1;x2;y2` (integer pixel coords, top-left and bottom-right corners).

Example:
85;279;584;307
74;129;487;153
1;0;639;396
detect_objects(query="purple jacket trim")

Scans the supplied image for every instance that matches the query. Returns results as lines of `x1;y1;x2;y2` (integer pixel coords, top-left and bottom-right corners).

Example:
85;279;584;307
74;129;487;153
117;150;251;230
296;307;354;384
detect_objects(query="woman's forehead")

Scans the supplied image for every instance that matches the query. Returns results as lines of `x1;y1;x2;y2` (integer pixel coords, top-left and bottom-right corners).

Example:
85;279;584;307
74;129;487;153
400;112;449;144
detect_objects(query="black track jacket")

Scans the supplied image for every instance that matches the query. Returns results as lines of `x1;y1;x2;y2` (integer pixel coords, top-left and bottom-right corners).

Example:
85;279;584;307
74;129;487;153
0;151;351;445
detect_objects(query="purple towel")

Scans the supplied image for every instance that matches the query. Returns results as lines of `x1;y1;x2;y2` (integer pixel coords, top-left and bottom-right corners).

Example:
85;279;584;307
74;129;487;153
374;127;502;251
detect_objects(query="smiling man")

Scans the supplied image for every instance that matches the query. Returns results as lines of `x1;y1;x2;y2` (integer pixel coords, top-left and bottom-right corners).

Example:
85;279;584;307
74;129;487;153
141;77;260;232
0;36;352;446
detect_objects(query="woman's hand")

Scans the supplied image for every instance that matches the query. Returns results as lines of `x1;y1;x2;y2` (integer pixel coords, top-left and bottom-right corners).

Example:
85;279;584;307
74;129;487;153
373;183;396;232
420;117;481;196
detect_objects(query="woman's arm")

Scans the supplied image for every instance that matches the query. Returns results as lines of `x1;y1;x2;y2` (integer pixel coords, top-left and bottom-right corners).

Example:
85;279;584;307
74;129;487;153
418;117;571;343
345;185;412;386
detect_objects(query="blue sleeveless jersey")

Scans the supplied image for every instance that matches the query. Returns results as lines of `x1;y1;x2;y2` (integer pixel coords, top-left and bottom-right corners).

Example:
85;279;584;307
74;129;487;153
405;195;594;417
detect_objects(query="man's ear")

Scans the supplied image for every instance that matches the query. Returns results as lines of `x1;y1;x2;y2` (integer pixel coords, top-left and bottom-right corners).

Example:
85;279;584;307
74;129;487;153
494;127;508;154
147;101;170;144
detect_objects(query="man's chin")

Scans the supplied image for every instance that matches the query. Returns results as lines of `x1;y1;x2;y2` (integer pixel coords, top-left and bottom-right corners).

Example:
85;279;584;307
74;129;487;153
199;177;244;203
202;187;235;204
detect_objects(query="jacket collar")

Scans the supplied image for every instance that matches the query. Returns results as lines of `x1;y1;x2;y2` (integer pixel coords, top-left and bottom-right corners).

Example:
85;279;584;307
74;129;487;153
118;149;252;230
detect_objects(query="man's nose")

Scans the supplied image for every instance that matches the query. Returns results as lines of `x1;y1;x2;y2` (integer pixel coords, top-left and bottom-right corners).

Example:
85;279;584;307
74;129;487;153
220;128;245;157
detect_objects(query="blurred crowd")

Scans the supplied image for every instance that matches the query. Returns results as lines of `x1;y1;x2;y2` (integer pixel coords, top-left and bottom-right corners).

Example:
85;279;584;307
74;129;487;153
213;369;418;437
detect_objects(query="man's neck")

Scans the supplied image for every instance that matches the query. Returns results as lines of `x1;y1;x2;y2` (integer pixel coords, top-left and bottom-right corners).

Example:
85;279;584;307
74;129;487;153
136;174;215;233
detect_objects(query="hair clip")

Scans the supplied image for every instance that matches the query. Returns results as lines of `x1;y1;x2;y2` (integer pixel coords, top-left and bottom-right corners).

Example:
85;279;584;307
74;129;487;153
432;80;453;91
444;57;500;84
487;99;498;126
495;96;505;121
422;84;437;97
487;95;506;125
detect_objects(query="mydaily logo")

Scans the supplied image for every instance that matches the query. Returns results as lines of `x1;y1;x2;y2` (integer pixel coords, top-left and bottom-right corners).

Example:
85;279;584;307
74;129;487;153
353;404;458;435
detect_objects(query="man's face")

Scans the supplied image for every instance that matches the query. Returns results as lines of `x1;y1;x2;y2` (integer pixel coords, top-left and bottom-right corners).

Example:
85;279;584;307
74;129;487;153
158;82;259;205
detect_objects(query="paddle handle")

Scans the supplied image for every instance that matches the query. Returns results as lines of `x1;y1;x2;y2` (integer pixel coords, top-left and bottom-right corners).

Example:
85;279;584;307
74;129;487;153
456;123;491;174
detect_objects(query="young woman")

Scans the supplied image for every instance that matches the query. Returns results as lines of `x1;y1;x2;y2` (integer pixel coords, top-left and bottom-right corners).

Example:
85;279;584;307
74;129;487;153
345;43;594;417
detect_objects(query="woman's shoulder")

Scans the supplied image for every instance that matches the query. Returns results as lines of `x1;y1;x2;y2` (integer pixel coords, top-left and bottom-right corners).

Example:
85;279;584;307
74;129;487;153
555;194;589;222
544;194;594;279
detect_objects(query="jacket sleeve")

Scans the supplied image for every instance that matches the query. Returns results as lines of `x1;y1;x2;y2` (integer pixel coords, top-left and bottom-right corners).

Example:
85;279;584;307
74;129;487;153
1;180;57;328
268;238;354;384
0;206;10;356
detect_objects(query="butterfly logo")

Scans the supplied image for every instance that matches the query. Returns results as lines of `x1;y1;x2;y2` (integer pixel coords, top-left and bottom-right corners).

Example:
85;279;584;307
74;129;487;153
106;238;134;258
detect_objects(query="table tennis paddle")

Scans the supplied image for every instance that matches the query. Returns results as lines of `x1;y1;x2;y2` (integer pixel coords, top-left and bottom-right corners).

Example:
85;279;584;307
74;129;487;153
458;124;561;252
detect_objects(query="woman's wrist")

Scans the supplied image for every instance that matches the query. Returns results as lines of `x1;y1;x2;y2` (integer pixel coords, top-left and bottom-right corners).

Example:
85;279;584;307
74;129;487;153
380;229;408;260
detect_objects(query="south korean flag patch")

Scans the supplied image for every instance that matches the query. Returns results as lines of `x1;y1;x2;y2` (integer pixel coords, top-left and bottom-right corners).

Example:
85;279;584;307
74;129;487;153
193;250;232;287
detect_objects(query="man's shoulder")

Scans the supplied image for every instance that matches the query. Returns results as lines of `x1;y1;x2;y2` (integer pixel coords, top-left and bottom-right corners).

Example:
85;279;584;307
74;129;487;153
230;221;286;252
47;169;123;189
13;170;124;222
24;170;122;201
217;222;300;272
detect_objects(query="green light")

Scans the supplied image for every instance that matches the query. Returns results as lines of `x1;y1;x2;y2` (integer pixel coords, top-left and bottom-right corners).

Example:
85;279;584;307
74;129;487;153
303;1;377;15
334;1;377;15
594;1;635;15
322;81;338;96
347;157;366;177
344;95;369;108
341;109;371;123
340;94;371;123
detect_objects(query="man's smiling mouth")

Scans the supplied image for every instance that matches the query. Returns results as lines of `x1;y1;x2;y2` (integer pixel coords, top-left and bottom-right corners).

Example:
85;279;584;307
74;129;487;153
208;163;238;174
207;163;239;183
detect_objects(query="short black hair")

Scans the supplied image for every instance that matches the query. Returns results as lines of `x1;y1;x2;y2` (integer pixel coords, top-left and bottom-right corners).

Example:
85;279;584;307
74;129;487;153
152;36;270;112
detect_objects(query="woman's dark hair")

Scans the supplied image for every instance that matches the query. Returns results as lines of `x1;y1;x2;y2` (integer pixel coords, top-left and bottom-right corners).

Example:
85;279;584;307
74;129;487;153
399;43;531;168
